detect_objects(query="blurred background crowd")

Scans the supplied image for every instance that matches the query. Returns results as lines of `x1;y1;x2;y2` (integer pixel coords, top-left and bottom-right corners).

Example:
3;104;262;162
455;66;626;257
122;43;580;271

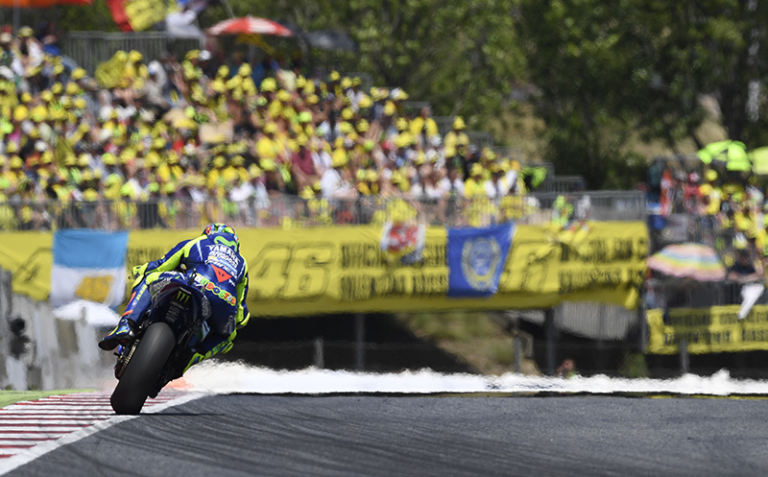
646;152;768;278
0;24;556;231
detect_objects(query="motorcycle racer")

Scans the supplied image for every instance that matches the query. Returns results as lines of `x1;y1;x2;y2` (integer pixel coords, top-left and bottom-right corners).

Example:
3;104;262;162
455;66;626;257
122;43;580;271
99;223;249;376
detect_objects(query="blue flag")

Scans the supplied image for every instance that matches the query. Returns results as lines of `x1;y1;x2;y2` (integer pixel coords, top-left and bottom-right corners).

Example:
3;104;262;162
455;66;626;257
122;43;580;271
50;229;129;309
447;223;515;298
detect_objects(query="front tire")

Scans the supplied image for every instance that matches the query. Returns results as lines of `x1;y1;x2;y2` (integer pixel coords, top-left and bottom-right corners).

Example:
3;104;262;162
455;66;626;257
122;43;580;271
110;322;175;415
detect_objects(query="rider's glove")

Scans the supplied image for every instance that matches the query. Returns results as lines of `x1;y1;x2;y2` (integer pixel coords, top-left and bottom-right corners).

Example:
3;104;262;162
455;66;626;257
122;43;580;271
131;263;149;284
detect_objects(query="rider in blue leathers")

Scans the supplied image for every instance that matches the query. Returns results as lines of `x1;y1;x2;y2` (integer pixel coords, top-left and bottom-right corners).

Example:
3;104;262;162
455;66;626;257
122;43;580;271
99;223;249;376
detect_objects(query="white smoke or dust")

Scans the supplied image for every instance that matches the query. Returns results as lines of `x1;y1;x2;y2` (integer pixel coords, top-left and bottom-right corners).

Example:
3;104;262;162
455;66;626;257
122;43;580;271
180;362;768;396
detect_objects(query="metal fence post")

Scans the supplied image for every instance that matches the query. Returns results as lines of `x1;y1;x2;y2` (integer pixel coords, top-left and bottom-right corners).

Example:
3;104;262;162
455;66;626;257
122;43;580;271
679;340;689;375
545;308;556;376
514;336;523;374
355;313;365;371
314;337;324;369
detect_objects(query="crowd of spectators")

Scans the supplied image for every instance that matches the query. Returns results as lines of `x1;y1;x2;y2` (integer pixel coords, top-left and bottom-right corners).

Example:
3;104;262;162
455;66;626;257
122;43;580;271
0;25;549;231
647;160;768;273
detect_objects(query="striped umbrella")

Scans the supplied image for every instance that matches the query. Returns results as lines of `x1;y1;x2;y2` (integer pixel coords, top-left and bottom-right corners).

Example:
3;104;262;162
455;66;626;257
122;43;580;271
647;243;725;281
207;16;293;37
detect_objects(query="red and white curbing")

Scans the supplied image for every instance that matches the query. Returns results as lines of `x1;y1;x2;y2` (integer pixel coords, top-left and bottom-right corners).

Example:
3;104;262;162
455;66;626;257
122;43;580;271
0;390;201;475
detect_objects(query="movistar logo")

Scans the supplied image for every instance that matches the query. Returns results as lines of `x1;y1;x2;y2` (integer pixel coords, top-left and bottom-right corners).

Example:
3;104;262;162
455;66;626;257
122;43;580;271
214;236;237;248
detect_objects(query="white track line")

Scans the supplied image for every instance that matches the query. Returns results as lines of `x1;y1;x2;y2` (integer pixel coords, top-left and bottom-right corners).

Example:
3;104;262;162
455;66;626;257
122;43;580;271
0;391;202;476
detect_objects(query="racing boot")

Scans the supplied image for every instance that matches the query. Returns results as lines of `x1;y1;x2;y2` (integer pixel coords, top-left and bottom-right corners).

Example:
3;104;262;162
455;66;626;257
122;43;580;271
98;318;137;351
100;279;151;351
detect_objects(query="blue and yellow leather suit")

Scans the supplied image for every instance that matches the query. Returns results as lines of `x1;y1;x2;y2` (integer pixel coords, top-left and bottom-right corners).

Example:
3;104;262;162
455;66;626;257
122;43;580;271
122;231;249;373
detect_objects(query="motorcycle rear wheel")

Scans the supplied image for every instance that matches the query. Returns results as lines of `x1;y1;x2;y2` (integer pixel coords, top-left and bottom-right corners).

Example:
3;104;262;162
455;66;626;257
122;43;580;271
110;322;175;415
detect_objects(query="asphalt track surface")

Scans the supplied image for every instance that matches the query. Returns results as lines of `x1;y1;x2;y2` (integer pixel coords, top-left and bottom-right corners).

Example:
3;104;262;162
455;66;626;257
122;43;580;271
6;394;768;476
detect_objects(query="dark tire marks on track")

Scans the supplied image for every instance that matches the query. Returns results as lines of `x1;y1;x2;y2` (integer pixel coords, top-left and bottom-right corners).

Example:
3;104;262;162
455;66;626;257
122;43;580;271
7;395;768;476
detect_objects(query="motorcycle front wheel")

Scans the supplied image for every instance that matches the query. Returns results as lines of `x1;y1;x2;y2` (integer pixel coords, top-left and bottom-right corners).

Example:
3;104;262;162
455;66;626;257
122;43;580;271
110;322;175;415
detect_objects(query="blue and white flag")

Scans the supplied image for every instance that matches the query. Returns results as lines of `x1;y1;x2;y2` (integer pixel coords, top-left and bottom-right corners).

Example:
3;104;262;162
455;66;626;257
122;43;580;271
447;223;515;298
50;230;129;309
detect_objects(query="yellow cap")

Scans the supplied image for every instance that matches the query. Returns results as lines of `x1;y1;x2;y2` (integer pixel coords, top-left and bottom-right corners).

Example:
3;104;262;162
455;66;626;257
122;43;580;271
358;95;372;109
332;148;347;168
213;155;226;168
13;105;27;122
248;164;262;178
145;151;160;167
71;68;86;80
299;186;314;199
260;158;277;172
260;78;277;92
453;116;466;130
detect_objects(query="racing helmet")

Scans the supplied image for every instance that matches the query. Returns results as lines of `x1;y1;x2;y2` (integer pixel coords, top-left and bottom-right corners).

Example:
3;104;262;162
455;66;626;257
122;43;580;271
202;223;239;249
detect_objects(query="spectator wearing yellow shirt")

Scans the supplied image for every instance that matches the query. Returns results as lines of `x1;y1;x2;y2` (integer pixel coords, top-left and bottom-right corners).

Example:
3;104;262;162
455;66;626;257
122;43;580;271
698;170;722;216
464;163;487;198
410;106;438;141
256;123;281;160
206;156;228;190
444;116;470;149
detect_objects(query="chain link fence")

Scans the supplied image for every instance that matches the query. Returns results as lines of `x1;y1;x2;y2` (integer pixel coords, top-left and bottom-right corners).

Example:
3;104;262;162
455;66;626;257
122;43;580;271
62;32;204;74
0;191;645;232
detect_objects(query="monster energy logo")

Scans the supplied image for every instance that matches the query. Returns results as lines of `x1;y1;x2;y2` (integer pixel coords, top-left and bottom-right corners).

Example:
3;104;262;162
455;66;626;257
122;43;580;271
176;291;190;303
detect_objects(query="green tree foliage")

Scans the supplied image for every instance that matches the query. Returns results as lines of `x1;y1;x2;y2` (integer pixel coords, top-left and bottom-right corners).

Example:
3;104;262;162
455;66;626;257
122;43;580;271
517;0;768;188
211;0;526;125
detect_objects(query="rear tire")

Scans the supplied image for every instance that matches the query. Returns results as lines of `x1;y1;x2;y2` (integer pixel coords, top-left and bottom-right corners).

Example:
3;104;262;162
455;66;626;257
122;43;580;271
110;322;175;415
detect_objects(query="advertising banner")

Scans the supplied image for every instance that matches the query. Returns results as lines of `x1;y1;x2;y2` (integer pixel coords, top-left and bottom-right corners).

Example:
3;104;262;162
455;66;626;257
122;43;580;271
128;221;647;317
0;221;647;316
647;305;768;354
0;232;52;301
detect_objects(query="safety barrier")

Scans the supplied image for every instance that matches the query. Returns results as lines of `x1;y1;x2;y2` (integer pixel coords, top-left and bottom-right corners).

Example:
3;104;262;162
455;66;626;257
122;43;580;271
0;268;113;391
62;32;204;74
0;192;645;232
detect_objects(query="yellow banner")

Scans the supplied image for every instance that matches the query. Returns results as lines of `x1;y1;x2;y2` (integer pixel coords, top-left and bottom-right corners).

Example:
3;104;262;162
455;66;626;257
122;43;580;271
647;306;768;354
0;232;52;301
128;221;648;317
124;0;169;32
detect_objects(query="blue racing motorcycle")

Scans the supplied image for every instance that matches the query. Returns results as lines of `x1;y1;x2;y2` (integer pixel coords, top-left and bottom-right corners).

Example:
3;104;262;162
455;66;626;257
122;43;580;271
110;273;211;415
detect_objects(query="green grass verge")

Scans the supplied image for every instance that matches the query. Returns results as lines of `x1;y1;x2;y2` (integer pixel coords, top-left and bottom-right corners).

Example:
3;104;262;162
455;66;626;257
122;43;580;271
0;389;94;409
